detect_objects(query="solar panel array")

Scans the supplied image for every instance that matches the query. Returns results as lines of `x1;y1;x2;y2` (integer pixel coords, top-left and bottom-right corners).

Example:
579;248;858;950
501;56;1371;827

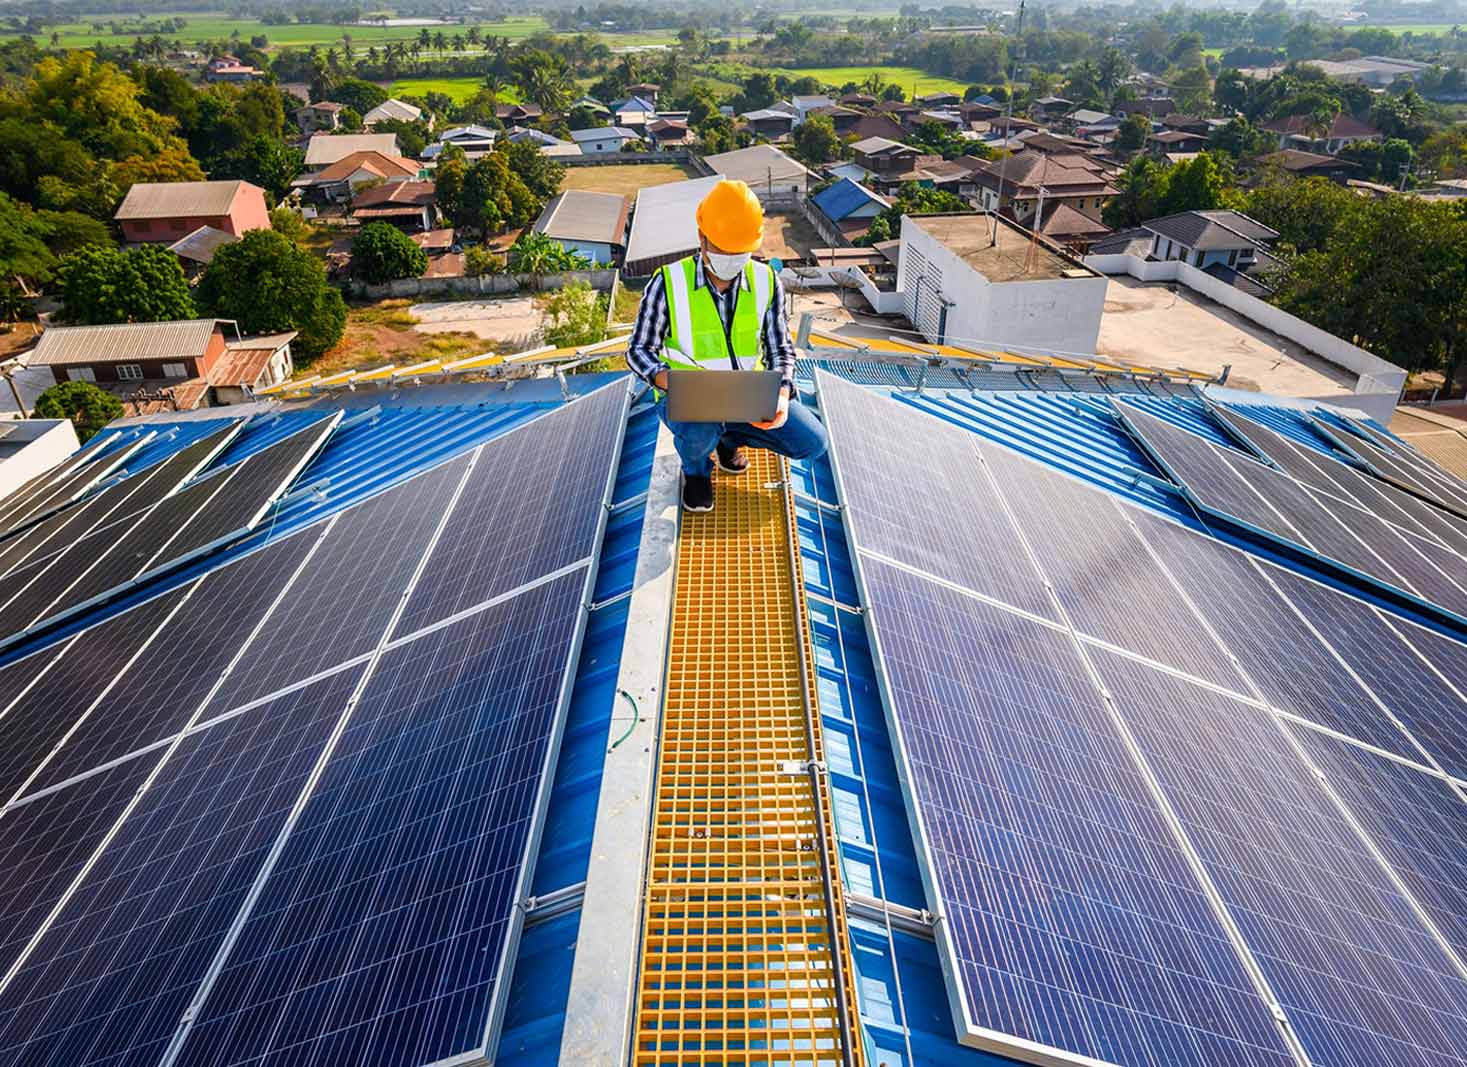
817;369;1467;1067
0;379;629;1067
0;431;147;540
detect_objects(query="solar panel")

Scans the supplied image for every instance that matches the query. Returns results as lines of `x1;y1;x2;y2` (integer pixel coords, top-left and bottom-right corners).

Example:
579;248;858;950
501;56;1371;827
13;531;320;801
0;432;145;539
855;554;1295;1067
1318;417;1467;520
0;432;116;532
816;369;1057;620
1341;415;1467;514
0;667;366;1067
0;752;163;981
979;442;1248;691
1291;726;1467;969
172;567;589;1067
1263;566;1467;780
398;378;629;634
1126;510;1428;767
212;453;473;712
0;589;188;807
1094;650;1467;1067
1118;399;1467;625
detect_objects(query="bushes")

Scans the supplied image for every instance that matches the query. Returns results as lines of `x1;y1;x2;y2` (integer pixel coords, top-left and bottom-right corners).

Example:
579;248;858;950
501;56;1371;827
34;380;123;442
351;222;427;284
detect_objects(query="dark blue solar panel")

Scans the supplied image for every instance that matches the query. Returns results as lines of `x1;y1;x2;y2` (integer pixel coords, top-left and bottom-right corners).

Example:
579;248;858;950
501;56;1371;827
858;554;1294;1067
1337;418;1467;515
212;454;472;711
1095;650;1467;1067
0;667;363;1067
1130;510;1424;765
981;442;1247;691
0;433;111;532
0;590;188;805
18;532;319;799
398;380;627;634
818;369;1056;620
0;435;144;539
1292;727;1467;970
0;752;161;979
1267;568;1467;779
174;567;587;1067
1212;404;1336;493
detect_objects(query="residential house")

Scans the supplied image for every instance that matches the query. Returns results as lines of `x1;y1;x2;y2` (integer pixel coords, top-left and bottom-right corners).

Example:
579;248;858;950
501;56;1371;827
646;119;694;149
838;92;877;109
28;319;234;408
624;175;725;275
612;96;658;130
968;152;1119;223
304;133;400;171
959;101;1004;124
295;101;344;134
204;54;263;82
351;181;436;232
1142;209;1279;273
1031;95;1074;119
1262;112;1382;155
570;127;640;154
1010;201;1112;252
1062;108;1113;132
916;91;961;108
846;113;908;143
363;98;427;128
1255;149;1359;184
1149;129;1210;156
874;100;921;128
916;110;963;130
115;180;270;244
1019;131;1101;156
850;136;922;177
505;127;581;157
495;103;544;124
571;96;611;117
1159;114;1211;135
625;82;661;105
810;178;889;241
166;226;238;279
810;105;863;136
1115;97;1175;118
791;95;835;125
1074;115;1124;144
531;190;631;265
703;144;812;199
741;109;797;138
209;332;296;405
293;150;421;202
425;125;496;160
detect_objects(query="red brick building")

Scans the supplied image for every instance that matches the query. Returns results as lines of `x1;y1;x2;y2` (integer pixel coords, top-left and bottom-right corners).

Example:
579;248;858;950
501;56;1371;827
114;181;271;244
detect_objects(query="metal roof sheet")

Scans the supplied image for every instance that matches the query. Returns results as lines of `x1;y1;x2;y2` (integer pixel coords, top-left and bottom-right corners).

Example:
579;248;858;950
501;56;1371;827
304;132;400;166
114;180;253;220
532;190;630;246
623;175;724;271
28;319;226;366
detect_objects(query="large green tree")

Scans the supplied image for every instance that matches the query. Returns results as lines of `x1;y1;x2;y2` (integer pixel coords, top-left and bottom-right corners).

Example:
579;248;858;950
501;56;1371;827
197;230;346;360
352;222;427;283
793;113;841;165
57;244;194;325
34;380;123;442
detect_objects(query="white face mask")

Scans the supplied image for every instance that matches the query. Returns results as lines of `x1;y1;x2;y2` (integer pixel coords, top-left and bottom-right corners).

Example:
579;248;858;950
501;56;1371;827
704;249;752;281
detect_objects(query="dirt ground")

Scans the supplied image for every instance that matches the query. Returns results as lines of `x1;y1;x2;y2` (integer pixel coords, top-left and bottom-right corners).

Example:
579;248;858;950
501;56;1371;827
760;212;823;264
559;163;700;196
308;301;492;378
1096;276;1356;397
409;298;546;345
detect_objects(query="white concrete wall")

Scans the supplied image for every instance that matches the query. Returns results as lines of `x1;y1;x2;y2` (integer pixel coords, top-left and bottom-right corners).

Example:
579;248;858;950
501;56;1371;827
0;420;79;500
1084;252;1408;401
900;217;1108;355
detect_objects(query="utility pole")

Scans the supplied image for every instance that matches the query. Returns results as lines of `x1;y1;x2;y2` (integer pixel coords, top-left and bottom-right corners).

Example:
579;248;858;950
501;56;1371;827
991;0;1025;246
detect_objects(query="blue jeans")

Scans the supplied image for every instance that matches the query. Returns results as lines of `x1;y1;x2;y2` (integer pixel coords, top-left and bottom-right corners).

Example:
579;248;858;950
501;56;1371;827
657;397;828;478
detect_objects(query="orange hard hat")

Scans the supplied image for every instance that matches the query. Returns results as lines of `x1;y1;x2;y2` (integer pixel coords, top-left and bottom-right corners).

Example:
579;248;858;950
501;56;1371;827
696;179;765;254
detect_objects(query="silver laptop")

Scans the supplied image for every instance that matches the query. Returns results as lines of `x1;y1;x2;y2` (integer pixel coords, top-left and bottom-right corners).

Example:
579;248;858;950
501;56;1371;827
665;370;782;424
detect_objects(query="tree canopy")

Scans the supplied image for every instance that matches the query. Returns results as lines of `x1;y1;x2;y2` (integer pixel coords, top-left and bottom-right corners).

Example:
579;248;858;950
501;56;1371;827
198;230;347;360
57;244;195;325
352;222;428;284
34;380;123;443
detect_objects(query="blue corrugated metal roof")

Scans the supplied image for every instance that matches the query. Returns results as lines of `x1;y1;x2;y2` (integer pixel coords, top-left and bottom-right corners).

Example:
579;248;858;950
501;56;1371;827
812;177;884;222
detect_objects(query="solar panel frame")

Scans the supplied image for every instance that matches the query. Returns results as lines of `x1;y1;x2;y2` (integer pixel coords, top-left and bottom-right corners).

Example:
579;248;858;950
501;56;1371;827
1315;416;1467;520
0;431;148;539
0;431;117;532
1341;414;1467;512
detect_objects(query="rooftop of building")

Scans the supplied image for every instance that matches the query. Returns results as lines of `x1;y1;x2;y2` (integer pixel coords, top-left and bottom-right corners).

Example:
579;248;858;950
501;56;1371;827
115;180;257;220
905;212;1096;282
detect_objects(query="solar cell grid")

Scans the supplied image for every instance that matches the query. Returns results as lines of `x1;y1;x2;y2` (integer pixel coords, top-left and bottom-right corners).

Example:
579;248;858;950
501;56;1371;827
16;532;319;800
857;554;1295;1067
174;568;587;1067
0;752;162;981
0;590;187;806
0;436;145;539
817;370;1056;620
212;453;472;712
1291;727;1467;971
1344;416;1467;510
398;379;628;634
979;443;1246;692
1129;510;1424;764
0;433;111;530
1323;419;1467;516
1095;651;1467;1067
0;667;365;1067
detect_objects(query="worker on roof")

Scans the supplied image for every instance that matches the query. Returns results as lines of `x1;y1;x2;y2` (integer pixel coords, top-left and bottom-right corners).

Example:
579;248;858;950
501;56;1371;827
627;178;827;513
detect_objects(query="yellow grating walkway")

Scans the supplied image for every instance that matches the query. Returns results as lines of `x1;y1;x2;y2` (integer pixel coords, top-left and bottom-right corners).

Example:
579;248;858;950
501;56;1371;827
634;450;863;1067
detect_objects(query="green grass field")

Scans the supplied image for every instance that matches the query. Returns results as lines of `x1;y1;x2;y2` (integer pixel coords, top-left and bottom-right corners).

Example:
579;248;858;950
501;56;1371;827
391;76;523;103
779;64;972;96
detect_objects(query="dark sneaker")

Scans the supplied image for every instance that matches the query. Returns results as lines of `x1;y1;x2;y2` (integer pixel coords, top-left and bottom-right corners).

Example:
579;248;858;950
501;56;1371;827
715;442;749;475
682;474;714;513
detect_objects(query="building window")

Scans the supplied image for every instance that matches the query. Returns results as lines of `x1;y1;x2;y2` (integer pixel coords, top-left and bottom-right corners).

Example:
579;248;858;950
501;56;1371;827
1228;249;1239;267
162;362;188;379
66;367;96;382
1194;250;1205;267
117;364;144;380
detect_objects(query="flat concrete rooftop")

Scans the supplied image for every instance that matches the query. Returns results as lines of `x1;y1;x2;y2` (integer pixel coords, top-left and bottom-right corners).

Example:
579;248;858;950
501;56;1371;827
907;212;1092;282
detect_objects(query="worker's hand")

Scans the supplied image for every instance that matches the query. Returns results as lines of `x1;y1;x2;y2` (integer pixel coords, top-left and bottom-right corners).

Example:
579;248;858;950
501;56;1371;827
653;370;669;391
751;387;790;431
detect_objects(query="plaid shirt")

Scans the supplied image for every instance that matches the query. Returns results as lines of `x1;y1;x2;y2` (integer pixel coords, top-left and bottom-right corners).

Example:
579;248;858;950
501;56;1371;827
625;257;797;388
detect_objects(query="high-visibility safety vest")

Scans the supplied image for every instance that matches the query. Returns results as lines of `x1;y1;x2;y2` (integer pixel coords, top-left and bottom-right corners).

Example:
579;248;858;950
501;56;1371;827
660;255;775;372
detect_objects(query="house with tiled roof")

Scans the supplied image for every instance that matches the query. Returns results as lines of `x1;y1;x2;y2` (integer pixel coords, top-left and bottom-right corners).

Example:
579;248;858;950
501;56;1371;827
293;150;422;202
350;181;437;231
968;151;1120;223
1263;111;1382;155
294;101;344;134
303;132;401;170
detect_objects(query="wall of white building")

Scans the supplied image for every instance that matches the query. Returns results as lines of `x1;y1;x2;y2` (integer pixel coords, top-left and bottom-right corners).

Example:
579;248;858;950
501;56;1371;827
0;420;80;500
898;216;1108;355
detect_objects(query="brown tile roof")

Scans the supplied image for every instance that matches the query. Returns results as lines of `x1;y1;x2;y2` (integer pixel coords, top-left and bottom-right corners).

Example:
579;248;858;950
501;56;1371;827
1034;201;1111;238
1258;149;1356;172
846;114;907;142
352;180;436;212
115;180;255;220
971;152;1117;194
314;151;420;183
1263;112;1380;140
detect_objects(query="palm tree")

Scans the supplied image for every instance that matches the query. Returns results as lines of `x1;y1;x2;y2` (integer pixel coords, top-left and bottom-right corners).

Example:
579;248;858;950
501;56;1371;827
417;28;432;50
482;71;506;107
1096;47;1131;107
1302;101;1340;145
433;31;448;54
452;33;465;53
467;26;482;47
